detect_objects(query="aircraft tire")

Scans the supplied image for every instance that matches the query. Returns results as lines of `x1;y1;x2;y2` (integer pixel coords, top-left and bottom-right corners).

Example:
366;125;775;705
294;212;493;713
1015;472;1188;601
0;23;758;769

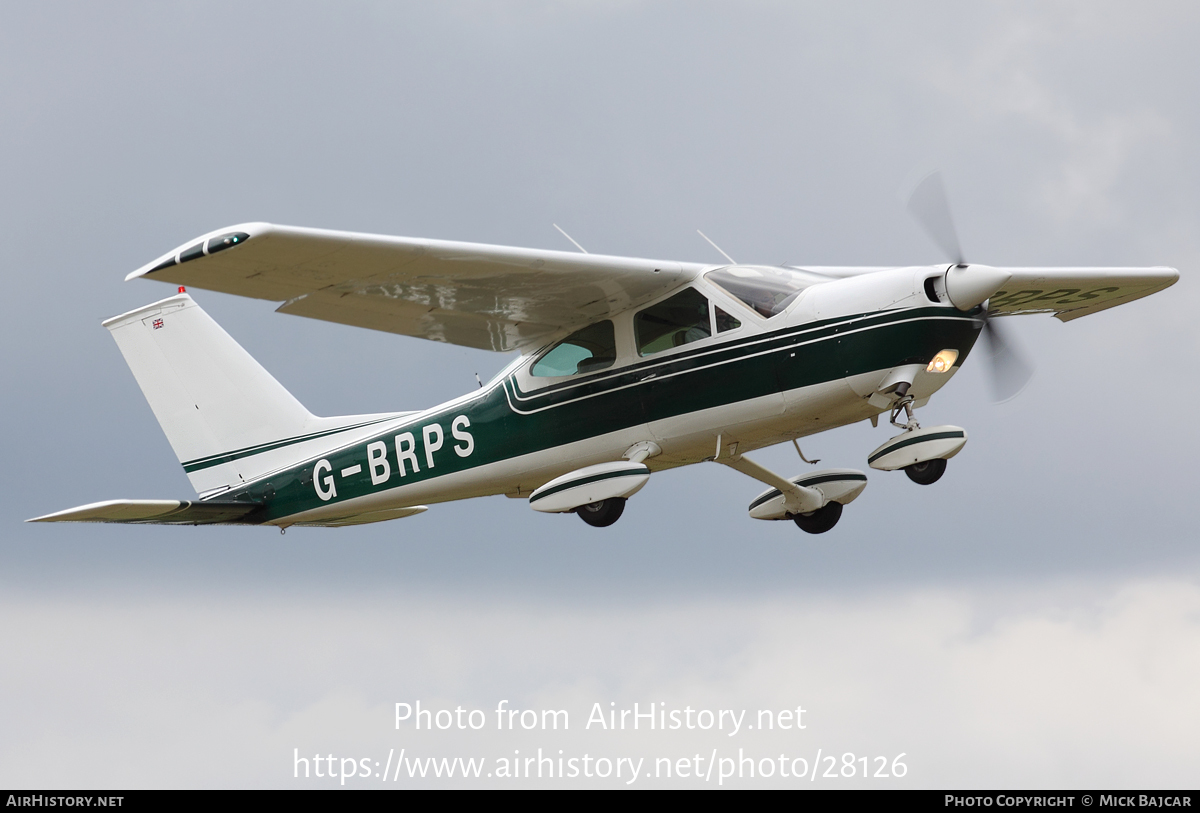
904;458;947;485
576;497;626;527
792;500;842;534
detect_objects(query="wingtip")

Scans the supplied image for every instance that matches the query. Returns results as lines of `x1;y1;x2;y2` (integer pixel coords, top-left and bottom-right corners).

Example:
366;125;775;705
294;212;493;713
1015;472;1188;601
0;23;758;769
128;222;273;282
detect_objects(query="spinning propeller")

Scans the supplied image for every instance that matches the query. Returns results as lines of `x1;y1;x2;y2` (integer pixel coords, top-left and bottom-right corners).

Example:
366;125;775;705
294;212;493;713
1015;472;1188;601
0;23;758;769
905;171;1034;402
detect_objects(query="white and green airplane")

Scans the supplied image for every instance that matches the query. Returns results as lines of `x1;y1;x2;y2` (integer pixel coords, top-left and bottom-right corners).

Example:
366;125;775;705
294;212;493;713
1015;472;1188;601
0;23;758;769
29;180;1177;534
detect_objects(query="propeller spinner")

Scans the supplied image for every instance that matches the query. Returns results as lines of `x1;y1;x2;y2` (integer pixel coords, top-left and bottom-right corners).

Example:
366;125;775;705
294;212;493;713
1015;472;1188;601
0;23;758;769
905;170;1034;402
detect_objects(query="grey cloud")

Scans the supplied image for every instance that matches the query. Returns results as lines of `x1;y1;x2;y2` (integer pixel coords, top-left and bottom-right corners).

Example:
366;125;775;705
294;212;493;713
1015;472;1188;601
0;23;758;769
2;576;1199;787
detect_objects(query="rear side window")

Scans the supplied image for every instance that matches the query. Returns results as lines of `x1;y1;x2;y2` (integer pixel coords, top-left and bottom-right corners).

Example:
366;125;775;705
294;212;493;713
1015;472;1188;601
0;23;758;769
531;321;617;377
635;288;711;356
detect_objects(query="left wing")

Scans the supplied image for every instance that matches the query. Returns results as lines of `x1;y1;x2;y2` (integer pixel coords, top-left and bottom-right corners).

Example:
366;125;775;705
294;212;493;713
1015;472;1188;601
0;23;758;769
985;267;1178;321
802;265;1179;320
128;223;699;351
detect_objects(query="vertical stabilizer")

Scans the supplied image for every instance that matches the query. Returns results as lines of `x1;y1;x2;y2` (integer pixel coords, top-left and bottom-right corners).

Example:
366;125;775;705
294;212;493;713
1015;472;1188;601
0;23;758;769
103;293;403;497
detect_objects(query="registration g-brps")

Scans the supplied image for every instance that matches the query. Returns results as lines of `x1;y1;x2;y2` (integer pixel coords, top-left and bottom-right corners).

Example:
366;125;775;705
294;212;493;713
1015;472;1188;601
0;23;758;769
32;176;1178;534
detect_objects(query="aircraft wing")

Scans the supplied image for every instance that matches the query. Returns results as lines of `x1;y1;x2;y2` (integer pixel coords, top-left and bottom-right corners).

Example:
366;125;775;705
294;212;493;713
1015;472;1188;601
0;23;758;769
128;223;698;351
987;267;1178;321
26;499;263;525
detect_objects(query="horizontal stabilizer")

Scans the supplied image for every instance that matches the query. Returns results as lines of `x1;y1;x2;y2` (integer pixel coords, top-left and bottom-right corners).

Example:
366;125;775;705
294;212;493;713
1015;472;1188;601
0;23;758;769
27;499;263;526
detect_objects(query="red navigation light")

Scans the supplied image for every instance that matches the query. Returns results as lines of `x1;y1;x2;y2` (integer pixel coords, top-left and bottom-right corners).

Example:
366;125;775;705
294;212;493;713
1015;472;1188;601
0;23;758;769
178;286;187;293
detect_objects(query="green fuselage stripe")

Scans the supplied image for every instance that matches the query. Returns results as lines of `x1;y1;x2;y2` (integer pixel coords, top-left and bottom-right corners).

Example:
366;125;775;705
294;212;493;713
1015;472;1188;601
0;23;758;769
182;415;398;472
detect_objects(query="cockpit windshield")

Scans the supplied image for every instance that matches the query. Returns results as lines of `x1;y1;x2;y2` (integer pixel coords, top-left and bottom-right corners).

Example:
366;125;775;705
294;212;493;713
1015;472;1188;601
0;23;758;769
704;266;817;318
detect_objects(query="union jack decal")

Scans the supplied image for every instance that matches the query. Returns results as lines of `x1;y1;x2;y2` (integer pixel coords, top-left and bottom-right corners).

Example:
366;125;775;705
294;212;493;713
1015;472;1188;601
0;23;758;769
152;318;164;329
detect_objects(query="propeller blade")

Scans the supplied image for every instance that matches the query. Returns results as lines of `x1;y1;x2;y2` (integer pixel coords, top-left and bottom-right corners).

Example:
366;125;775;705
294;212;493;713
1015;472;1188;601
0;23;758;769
902;169;1032;401
981;316;1034;403
906;170;965;265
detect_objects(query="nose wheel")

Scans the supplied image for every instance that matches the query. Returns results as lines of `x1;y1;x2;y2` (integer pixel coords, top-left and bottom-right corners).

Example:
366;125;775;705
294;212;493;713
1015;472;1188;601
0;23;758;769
904;458;946;485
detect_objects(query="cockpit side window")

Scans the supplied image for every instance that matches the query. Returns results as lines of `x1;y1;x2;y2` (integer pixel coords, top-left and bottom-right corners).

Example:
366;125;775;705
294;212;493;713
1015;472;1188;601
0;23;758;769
635;287;712;356
530;320;617;377
715;306;741;333
705;266;810;318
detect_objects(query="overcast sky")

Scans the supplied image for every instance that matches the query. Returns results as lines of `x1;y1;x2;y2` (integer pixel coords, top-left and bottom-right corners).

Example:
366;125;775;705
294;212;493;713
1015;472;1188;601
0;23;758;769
2;1;1198;788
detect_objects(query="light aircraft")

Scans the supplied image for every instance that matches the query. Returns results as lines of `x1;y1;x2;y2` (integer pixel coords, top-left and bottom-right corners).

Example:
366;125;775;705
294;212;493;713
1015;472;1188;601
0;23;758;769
30;175;1178;533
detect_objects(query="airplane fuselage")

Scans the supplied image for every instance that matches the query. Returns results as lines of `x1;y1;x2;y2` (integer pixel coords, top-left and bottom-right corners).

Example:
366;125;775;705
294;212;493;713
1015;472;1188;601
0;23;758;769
217;265;982;526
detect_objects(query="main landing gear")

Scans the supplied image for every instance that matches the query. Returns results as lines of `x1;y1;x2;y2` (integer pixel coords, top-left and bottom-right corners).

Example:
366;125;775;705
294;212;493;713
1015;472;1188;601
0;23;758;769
712;450;868;536
791;501;843;534
575;497;626;528
527;455;654;528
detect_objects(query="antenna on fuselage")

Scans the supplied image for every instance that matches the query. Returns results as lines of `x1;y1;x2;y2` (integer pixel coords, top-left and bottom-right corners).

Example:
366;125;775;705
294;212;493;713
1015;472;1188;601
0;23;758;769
553;224;588;254
475;373;483;388
696;230;736;264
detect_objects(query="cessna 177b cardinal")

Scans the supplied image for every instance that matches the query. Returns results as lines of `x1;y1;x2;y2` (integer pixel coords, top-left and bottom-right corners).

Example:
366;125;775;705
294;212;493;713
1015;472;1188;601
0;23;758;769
30;176;1178;533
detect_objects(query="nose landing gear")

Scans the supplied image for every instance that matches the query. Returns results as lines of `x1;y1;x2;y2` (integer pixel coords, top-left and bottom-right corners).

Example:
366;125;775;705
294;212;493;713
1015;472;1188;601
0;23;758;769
868;388;967;486
903;457;947;485
889;388;921;433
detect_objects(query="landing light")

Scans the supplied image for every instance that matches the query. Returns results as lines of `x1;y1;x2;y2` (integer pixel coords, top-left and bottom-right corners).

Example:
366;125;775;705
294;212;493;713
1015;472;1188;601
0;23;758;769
926;349;958;373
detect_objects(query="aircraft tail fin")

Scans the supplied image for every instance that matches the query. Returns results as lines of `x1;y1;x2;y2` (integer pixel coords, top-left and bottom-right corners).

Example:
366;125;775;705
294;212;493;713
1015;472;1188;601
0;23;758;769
103;293;403;497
